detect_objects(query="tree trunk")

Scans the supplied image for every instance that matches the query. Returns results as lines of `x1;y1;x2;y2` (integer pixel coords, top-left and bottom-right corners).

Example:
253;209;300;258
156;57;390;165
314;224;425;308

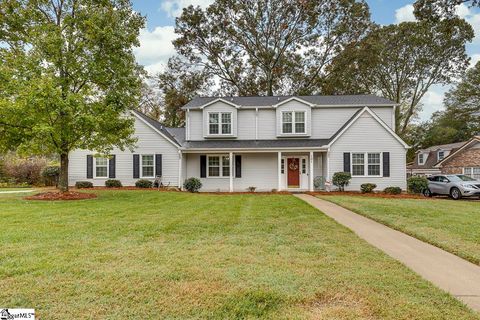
58;153;69;192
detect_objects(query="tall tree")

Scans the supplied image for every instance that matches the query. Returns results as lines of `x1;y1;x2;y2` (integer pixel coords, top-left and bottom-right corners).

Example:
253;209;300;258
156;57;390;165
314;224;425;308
137;82;163;121
173;0;372;96
324;19;473;135
157;57;211;127
0;0;145;192
414;0;480;20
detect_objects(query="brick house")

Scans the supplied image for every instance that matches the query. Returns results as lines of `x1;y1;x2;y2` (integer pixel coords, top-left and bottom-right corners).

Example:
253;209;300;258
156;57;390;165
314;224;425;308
435;136;480;179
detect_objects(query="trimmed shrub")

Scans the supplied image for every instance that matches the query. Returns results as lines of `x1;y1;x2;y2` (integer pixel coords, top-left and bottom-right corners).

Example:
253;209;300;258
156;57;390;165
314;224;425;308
135;179;153;188
105;179;122;188
360;183;377;193
75;181;93;189
183;177;202;193
384;186;402;195
332;172;351;191
407;176;428;194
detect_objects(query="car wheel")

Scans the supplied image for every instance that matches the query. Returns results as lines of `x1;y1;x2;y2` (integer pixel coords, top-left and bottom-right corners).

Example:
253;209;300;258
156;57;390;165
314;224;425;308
423;188;433;197
450;187;462;200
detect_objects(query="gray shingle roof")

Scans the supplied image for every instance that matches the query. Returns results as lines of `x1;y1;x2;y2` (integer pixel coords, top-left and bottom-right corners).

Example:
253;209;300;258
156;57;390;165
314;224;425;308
183;94;397;109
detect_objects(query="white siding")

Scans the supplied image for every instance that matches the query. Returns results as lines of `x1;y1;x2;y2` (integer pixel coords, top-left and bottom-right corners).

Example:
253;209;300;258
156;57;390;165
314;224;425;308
329;112;407;190
237;109;256;139
68;116;180;187
202;102;238;138
188;110;203;141
372;107;394;128
257;109;276;139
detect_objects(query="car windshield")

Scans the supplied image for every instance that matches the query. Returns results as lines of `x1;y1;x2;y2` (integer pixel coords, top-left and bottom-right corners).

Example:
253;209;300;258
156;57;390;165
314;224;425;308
447;175;477;182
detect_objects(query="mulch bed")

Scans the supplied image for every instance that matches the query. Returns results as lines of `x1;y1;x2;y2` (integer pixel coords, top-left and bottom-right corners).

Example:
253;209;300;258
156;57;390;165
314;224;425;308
25;191;97;201
307;191;426;199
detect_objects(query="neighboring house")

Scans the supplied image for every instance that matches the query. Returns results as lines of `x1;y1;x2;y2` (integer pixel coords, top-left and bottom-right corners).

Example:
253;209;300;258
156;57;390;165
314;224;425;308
407;141;467;177
69;95;409;191
435;136;480;179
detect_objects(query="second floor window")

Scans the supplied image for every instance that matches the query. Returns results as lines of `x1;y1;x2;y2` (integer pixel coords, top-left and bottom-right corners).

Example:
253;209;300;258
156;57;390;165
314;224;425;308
438;151;445;161
209;112;232;135
418;153;425;165
282;111;306;134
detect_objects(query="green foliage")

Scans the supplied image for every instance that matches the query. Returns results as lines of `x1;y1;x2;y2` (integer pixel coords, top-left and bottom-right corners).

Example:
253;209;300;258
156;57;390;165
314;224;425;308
407;176;429;194
0;1;145;191
360;183;377;193
42;166;60;186
75;181;93;189
173;0;372;96
105;179;122;188
384;186;402;195
183;177;202;193
414;0;480;21
135;179;153;188
332;172;351;191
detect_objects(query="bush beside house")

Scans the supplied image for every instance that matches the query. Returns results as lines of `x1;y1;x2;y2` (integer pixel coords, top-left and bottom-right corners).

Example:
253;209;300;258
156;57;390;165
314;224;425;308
136;179;153;188
183;177;202;192
407;176;428;194
360;183;377;193
332;172;351;191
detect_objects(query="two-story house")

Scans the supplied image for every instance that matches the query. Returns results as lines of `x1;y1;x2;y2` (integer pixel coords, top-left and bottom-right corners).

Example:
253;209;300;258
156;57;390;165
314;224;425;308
69;95;409;191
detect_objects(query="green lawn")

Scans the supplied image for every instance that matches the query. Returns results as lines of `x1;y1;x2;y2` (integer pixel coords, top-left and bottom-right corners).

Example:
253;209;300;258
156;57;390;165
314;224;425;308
0;191;478;319
319;195;480;265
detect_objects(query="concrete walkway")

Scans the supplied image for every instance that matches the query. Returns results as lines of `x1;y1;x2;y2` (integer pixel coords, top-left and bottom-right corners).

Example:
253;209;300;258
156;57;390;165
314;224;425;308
295;194;480;312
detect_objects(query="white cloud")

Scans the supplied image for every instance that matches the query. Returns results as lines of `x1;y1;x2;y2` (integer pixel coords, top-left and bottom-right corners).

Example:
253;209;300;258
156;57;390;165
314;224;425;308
133;26;177;76
418;85;449;121
160;0;214;18
471;54;480;67
395;4;416;23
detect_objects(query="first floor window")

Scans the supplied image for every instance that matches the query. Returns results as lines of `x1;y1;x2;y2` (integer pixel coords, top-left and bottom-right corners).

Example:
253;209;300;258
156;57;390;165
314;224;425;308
368;153;381;176
95;157;108;178
208;155;230;177
464;167;480;180
142;155;154;177
352;153;365;176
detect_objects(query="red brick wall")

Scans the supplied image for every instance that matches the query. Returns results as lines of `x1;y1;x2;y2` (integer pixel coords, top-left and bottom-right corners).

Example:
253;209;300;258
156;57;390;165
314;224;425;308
440;145;480;174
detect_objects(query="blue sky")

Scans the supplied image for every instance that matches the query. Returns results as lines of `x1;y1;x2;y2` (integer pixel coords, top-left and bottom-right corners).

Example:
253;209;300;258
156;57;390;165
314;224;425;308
131;0;480;121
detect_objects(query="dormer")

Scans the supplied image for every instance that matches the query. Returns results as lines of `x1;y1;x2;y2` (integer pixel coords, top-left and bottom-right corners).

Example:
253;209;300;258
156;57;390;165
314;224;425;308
275;97;312;138
201;99;238;139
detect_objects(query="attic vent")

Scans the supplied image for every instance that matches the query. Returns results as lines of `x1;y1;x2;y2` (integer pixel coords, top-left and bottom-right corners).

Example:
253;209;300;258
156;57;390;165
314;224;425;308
277;97;280;101
230;98;234;101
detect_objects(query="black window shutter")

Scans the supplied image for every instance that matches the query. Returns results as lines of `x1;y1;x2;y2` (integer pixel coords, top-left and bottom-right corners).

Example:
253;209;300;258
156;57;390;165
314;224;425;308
343;153;351;173
86;155;93;179
155;154;162;177
383;152;390;177
235;155;242;178
109;155;116;179
133;154;140;179
200;155;207;178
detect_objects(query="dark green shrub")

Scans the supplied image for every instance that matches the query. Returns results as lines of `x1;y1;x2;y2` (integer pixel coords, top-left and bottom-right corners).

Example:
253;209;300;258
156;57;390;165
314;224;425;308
360;183;377;193
183;177;202;192
75;181;93;189
332;172;351;191
407;176;428;194
105;179;122;188
42;166;60;186
135;179;152;188
384;186;402;195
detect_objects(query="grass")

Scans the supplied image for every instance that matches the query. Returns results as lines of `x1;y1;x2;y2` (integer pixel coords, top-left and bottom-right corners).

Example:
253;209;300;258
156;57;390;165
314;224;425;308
319;195;480;265
0;190;478;319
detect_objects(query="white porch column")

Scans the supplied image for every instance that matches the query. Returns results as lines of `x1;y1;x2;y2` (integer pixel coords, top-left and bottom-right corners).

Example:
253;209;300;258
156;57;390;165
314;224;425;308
277;151;282;191
309;151;314;192
229;151;234;192
178;150;183;190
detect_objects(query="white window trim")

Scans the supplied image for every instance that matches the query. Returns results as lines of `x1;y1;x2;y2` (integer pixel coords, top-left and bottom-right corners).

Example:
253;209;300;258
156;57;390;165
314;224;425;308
208;112;233;136
350;152;383;177
206;155;231;178
94;157;109;179
141;154;155;178
281;111;306;135
418;153;425;165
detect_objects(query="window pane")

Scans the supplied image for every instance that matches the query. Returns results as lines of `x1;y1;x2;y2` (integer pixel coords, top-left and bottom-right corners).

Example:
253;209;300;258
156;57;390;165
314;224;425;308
222;124;231;134
295;112;305;123
282;112;292;122
222;156;230;176
352;165;364;176
96;166;107;177
209;113;219;134
209;113;219;124
142;167;154;177
295;123;305;133
210;124;219;134
474;168;480;179
281;159;285;174
96;158;108;166
221;113;231;123
209;156;219;166
368;165;380;176
142;155;154;166
368;153;380;164
209;167;220;177
302;158;306;174
352;153;364;165
283;123;292;133
465;167;472;176
208;156;220;177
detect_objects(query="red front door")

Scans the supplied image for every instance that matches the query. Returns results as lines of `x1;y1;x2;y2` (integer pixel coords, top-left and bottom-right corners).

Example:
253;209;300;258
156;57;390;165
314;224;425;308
287;158;300;188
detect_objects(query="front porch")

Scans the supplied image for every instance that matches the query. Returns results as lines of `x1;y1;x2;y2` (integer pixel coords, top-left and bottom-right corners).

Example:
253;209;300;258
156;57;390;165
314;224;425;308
182;150;328;192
